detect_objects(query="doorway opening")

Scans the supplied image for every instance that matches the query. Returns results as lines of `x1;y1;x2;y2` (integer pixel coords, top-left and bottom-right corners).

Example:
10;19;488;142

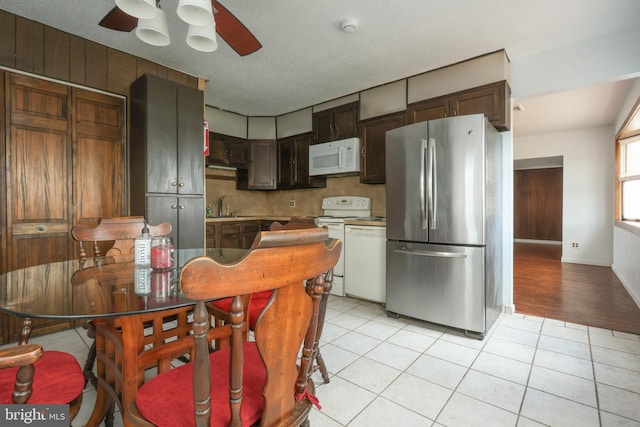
512;156;640;333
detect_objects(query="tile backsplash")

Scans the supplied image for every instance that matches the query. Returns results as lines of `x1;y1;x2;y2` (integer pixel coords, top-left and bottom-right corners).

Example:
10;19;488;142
205;170;386;218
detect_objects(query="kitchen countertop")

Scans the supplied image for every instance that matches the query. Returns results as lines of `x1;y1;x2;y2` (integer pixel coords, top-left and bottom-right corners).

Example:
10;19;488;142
205;216;386;227
344;218;386;226
205;216;291;223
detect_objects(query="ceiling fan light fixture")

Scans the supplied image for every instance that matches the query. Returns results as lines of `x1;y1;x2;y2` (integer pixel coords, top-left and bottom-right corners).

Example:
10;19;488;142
136;6;171;46
186;21;218;52
115;0;157;19
177;0;214;26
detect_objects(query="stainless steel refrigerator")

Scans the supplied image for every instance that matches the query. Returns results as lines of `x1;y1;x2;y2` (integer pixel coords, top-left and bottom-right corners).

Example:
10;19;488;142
385;114;503;338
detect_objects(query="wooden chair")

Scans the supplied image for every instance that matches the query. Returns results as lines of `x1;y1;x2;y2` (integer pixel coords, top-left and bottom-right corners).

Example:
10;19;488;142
0;319;85;421
71;216;172;386
71;216;172;261
127;227;341;427
271;217;334;384
207;216;334;383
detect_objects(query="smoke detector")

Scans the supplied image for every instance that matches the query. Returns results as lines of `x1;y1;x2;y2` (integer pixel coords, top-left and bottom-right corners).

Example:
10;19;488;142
340;18;358;33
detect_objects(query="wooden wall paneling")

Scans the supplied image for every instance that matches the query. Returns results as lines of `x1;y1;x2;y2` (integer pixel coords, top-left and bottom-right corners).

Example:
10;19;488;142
156;65;170;80
187;75;198;89
107;49;137;96
85;40;108;91
1;70;6;275
0;10;16;68
72;88;126;229
15;17;44;75
44;27;70;81
136;58;159;79
167;68;190;87
69;35;86;85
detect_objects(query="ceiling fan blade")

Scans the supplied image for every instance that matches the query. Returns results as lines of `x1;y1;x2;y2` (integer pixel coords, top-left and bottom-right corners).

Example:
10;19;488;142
213;1;262;56
99;6;138;32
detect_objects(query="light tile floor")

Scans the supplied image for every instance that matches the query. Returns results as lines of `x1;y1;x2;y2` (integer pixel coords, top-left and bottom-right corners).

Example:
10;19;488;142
5;295;640;426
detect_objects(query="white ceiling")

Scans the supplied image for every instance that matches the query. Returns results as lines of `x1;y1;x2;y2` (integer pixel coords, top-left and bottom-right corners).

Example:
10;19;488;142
1;0;639;135
512;79;636;137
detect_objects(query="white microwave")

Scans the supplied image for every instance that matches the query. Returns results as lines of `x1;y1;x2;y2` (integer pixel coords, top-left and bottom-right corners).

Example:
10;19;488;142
309;137;361;176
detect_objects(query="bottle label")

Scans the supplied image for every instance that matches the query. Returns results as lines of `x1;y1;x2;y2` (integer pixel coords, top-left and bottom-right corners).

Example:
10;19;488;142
135;240;151;265
135;266;151;295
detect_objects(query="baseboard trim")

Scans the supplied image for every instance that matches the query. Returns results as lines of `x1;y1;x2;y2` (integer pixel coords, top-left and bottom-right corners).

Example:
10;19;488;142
502;304;516;315
514;239;561;245
561;257;611;267
611;264;640;309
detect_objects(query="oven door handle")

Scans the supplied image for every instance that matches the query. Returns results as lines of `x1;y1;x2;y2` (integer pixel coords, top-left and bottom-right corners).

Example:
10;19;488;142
322;223;343;230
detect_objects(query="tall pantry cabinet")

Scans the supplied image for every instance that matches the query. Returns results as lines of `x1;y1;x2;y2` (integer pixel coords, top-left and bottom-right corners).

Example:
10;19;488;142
129;74;205;254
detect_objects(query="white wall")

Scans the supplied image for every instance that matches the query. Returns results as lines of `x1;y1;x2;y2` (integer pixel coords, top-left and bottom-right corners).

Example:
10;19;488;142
513;126;615;266
612;78;640;308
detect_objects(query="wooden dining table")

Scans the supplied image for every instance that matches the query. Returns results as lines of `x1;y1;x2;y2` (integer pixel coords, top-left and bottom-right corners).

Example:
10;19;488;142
0;247;248;427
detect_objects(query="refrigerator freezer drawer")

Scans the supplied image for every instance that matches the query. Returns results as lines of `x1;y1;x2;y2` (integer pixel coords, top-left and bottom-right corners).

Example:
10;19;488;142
386;241;485;334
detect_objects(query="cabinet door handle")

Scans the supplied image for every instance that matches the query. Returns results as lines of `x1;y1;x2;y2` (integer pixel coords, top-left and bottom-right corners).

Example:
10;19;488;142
171;181;178;187
178;182;185;187
171;204;178;209
179;204;185;209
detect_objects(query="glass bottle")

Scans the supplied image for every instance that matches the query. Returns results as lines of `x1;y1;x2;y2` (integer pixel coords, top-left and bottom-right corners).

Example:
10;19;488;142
134;222;151;265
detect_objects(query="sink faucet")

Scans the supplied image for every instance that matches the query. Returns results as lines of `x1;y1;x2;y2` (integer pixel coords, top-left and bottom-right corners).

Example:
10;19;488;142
218;195;226;217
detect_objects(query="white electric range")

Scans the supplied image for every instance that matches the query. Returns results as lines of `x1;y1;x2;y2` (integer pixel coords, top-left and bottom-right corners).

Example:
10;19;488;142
315;196;371;296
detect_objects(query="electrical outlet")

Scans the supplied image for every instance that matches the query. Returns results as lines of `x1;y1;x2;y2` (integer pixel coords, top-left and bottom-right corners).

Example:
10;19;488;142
289;200;295;208
572;242;579;248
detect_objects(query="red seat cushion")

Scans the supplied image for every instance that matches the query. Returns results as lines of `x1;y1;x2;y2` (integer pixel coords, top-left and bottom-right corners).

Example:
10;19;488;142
209;291;272;329
135;342;266;427
0;350;84;404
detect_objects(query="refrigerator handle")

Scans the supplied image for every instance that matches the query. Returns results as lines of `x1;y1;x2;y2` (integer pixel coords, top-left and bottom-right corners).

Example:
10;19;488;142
420;139;428;229
428;138;436;230
394;246;467;258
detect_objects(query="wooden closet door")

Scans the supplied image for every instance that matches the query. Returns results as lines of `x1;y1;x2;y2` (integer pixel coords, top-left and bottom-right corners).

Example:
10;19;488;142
514;167;563;241
6;73;72;270
72;88;126;229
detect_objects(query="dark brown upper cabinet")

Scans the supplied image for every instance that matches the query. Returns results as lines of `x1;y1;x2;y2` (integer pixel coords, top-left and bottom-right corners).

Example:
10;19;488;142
237;139;278;190
207;132;247;168
278;133;326;190
359;112;406;184
312;101;359;143
407;81;511;131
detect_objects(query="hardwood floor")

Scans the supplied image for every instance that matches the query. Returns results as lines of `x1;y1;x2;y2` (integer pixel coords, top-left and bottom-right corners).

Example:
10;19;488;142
513;242;640;334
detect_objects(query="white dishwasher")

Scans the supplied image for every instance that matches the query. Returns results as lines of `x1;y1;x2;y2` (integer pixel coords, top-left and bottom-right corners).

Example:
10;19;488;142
344;225;386;303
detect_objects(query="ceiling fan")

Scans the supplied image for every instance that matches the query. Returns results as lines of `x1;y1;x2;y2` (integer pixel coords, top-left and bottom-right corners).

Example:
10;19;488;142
98;0;261;56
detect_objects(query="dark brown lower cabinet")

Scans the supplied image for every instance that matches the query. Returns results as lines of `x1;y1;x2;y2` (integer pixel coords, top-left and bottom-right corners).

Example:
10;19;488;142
220;221;260;249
